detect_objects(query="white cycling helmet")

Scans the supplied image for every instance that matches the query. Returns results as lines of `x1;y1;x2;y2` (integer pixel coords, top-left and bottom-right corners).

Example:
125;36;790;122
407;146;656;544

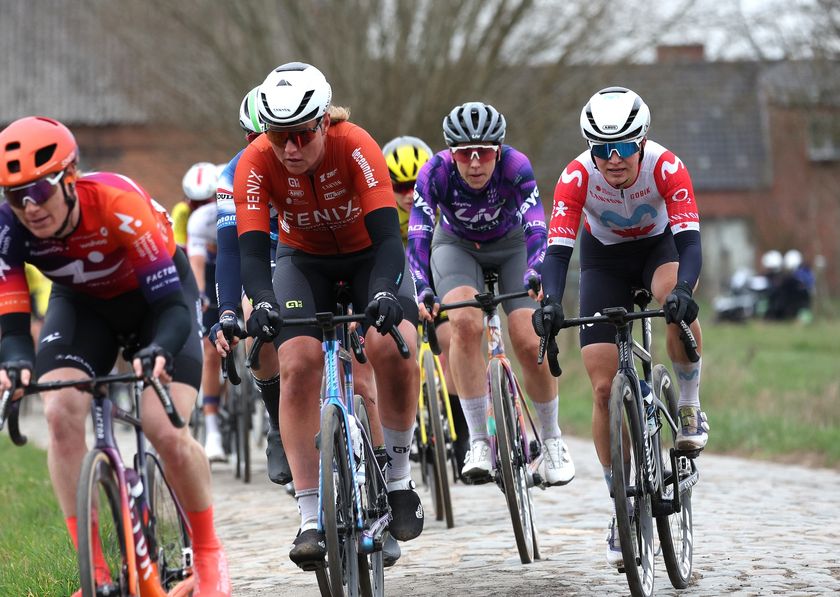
783;249;803;271
442;101;506;146
182;162;218;201
258;62;332;129
761;250;783;272
239;86;264;134
580;87;650;144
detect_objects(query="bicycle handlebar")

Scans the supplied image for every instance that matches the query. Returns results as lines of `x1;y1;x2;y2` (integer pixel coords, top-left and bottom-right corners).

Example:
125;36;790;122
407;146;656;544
221;325;245;386
438;288;531;313
0;372;184;445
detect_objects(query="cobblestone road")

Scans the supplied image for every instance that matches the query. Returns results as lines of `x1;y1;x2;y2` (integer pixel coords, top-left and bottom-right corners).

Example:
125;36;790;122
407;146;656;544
18;405;840;596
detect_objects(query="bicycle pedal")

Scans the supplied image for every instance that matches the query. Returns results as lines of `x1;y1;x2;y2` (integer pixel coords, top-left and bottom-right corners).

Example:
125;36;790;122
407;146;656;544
675;447;701;459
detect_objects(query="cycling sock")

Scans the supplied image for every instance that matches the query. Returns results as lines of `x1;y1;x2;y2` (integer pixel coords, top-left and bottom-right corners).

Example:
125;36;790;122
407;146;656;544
295;488;319;528
66;516;110;582
186;506;221;550
253;373;281;430
202;394;221;408
532;396;562;439
382;425;414;482
460;394;490;442
204;412;220;435
672;358;702;409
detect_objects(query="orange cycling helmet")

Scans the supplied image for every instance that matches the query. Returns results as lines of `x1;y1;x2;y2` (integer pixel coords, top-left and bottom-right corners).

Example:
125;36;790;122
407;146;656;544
0;116;78;187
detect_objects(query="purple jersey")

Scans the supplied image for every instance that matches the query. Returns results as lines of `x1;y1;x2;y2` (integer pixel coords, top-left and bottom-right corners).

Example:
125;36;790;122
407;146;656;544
407;145;547;293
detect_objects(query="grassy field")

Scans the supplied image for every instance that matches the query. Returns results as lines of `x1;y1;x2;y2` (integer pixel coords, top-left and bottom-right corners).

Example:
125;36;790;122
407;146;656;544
0;436;77;596
553;314;840;468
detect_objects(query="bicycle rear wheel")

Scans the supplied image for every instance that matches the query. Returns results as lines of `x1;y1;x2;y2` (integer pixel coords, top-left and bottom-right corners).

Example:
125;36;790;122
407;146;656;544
235;377;253;484
144;452;193;590
609;373;655;597
423;350;454;528
320;404;364;597
77;450;129;597
490;360;539;564
651;364;693;588
355;395;385;597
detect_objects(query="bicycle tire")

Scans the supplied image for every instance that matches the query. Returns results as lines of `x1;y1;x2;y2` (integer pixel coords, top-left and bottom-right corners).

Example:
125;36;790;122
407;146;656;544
423;350;455;528
144;452;193;590
490;360;538;564
355;395;385;597
320;404;363;597
609;373;655;597
651;364;693;588
236;377;252;484
77;450;129;597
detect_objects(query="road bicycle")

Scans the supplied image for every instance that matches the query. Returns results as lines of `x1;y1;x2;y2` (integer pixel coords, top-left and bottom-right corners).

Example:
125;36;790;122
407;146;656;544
1;370;194;596
539;289;700;597
439;272;544;564
248;299;410;597
414;306;458;529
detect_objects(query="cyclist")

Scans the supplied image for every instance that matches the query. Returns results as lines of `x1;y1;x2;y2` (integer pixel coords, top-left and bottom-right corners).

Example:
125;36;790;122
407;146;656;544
407;101;576;487
173;161;216;251
382;135;469;473
0;116;230;595
211;85;291;486
184;163;228;462
234;62;423;566
534;86;708;567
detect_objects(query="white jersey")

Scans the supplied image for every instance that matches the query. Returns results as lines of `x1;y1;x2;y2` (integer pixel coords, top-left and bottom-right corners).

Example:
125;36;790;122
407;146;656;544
186;202;218;261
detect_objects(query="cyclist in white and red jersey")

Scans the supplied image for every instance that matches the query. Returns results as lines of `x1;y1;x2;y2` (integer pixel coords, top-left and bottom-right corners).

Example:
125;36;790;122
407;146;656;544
234;62;422;566
533;87;708;568
0;116;230;595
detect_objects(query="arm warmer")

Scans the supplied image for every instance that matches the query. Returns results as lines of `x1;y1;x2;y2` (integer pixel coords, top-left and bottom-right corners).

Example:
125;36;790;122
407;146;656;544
0;313;36;364
239;230;277;308
365;207;405;296
540;245;573;303
215;223;243;314
673;230;702;288
149;290;192;355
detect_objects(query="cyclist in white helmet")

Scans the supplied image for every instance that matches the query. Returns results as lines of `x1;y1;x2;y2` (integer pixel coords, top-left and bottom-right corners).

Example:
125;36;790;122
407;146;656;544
535;86;708;567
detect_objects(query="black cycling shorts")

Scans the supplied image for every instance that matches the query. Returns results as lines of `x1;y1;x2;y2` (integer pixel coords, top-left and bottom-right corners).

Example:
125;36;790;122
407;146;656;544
272;244;419;345
578;228;678;347
35;249;203;389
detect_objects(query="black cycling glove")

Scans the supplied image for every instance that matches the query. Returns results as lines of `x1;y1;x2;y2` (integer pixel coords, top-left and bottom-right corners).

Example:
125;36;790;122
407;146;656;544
365;291;403;335
532;299;564;338
246;301;282;341
211;312;243;343
664;281;699;324
134;344;174;378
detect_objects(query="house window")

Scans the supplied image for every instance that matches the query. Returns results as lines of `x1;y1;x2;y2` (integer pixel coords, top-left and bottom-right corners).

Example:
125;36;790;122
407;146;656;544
807;113;840;162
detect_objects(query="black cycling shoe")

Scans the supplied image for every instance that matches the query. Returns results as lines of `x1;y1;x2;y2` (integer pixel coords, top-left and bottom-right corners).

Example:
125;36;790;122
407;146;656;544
289;528;326;571
382;532;401;568
387;481;424;541
266;428;293;485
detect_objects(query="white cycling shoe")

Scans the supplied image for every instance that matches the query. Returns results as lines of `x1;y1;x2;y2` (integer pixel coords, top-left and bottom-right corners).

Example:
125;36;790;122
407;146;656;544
541;437;575;486
204;431;227;463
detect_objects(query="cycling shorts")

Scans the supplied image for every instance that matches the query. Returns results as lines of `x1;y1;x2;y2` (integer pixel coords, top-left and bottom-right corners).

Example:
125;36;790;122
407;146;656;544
431;225;534;314
578;227;678;347
272;244;418;345
35;249;203;389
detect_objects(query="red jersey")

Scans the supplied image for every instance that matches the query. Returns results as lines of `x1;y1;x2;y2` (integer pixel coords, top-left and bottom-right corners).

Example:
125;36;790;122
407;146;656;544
0;172;179;316
233;121;395;255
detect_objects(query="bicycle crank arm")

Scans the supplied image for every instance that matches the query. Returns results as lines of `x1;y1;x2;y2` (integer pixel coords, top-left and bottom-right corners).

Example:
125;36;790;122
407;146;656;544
359;513;392;553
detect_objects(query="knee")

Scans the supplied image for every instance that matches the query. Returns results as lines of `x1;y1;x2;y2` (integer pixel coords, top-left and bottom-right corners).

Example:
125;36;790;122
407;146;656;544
43;394;86;446
450;314;483;344
147;427;193;468
591;380;612;411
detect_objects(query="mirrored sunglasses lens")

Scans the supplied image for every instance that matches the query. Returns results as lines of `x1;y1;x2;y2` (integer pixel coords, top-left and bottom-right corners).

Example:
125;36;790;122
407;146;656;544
393;181;415;194
591;142;640;159
453;146;497;163
4;178;56;208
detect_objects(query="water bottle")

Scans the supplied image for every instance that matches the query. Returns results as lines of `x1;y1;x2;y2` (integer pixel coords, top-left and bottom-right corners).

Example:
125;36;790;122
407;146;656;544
640;380;656;436
347;415;365;485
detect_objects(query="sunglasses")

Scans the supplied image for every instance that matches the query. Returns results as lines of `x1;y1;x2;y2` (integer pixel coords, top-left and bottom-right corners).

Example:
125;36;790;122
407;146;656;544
589;140;642;160
451;144;499;164
2;170;64;209
392;180;416;194
265;120;323;149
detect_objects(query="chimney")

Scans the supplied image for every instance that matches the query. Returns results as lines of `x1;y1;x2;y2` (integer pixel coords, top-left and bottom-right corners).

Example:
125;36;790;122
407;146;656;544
656;44;705;64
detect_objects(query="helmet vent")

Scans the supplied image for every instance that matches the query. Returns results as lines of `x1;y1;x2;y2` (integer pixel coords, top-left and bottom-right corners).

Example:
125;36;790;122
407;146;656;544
5;141;20;151
35;144;57;168
7;160;20;174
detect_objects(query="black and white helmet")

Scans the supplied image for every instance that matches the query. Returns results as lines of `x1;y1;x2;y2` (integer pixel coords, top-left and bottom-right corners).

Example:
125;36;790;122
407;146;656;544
239;86;263;133
580;87;650;144
258;62;332;129
442;101;506;146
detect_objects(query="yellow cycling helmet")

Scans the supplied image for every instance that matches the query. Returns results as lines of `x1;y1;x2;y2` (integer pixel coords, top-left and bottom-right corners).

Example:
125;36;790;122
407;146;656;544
382;136;433;190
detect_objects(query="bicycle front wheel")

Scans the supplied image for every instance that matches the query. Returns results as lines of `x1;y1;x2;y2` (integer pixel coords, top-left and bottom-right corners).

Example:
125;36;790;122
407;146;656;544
423;350;454;529
144;452;193;590
609;373;655;597
651;364;693;588
77;450;129;597
355;395;385;597
320;404;363;597
490;360;539;564
235;378;253;484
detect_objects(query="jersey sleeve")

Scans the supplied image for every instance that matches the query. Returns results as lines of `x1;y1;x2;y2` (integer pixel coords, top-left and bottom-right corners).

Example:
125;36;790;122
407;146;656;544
0;216;31;317
511;154;547;274
406;159;438;293
233;146;272;237
547;159;589;249
653;151;700;235
186;208;209;259
215;156;242;314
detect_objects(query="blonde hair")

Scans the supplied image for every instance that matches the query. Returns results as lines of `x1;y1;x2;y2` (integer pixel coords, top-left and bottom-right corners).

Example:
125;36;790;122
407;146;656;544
328;105;351;123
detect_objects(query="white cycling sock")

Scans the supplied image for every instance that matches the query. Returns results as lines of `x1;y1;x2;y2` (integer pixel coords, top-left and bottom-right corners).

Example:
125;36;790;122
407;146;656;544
295;488;319;529
383;425;414;483
204;413;219;435
672;358;702;409
459;395;490;442
532;396;562;440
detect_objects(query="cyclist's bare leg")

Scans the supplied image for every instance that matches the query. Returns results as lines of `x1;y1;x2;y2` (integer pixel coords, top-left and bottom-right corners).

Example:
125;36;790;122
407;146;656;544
353;359;385;447
40;369;94;515
365;320;419;431
651;262;704;363
507;308;555;403
435;319;456;396
277;337;323;491
142;382;212;511
442;286;485;399
581;343;620;468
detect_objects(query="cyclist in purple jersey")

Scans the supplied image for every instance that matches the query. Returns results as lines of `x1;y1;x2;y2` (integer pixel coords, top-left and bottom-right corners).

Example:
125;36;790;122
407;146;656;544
407;101;575;487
